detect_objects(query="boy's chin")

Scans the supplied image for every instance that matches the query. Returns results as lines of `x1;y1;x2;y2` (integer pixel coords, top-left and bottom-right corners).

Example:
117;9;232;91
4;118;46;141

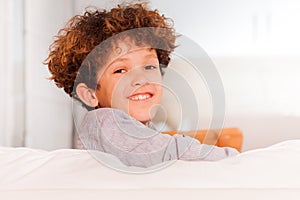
129;106;160;125
130;113;153;125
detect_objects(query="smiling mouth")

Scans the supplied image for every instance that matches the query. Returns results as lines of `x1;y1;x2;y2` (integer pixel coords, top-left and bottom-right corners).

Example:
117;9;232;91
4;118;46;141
128;93;153;101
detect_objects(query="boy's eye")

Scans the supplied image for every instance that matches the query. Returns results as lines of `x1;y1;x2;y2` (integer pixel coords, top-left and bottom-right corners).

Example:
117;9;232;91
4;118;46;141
113;68;127;74
144;65;157;70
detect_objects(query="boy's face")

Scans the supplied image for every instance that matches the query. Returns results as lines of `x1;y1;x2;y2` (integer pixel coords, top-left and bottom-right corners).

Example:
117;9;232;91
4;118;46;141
95;42;163;124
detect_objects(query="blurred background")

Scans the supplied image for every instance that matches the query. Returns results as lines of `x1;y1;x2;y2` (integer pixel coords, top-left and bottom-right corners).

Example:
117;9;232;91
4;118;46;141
0;0;299;151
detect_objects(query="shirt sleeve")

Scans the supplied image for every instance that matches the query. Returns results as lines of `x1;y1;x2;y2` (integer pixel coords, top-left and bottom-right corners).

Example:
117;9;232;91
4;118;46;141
78;108;239;168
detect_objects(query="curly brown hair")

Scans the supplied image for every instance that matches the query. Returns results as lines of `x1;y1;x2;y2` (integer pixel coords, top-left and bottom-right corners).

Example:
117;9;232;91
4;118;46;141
45;2;177;103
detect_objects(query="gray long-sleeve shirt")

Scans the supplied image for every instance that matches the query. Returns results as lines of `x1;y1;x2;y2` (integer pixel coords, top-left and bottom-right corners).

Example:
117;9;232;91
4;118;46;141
76;108;239;168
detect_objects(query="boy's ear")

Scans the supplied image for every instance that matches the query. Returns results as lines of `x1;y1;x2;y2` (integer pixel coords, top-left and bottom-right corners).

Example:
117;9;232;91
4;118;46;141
76;83;98;107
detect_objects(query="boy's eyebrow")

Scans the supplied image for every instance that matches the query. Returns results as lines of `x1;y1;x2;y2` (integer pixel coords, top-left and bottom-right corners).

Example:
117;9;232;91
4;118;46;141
108;52;158;66
145;54;158;59
108;57;128;66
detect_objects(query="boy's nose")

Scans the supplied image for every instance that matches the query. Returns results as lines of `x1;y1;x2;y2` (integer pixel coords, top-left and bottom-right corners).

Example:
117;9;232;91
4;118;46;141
130;68;148;86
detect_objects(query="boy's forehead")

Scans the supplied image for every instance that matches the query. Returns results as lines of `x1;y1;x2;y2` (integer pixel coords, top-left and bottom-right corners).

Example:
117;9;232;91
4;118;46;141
108;39;154;62
111;38;149;57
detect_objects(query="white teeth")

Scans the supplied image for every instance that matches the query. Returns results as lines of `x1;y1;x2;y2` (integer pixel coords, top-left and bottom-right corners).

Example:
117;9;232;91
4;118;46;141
130;94;151;101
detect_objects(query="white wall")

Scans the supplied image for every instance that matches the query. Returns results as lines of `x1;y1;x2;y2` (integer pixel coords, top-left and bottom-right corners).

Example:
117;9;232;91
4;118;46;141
150;0;300;57
210;57;300;150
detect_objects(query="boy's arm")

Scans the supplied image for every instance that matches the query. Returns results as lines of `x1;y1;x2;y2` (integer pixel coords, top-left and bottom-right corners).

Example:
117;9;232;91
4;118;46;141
79;108;238;167
170;134;239;161
164;128;243;152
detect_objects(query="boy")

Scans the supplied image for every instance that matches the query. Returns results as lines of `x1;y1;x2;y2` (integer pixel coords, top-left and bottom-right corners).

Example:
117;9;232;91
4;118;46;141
45;2;238;168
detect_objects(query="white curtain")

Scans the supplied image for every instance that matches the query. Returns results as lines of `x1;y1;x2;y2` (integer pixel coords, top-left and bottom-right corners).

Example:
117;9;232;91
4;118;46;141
0;0;74;149
24;0;74;150
0;0;25;147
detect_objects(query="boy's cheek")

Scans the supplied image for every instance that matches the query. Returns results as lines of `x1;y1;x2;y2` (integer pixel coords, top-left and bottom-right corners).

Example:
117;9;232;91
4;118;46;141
148;71;163;82
157;88;163;103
